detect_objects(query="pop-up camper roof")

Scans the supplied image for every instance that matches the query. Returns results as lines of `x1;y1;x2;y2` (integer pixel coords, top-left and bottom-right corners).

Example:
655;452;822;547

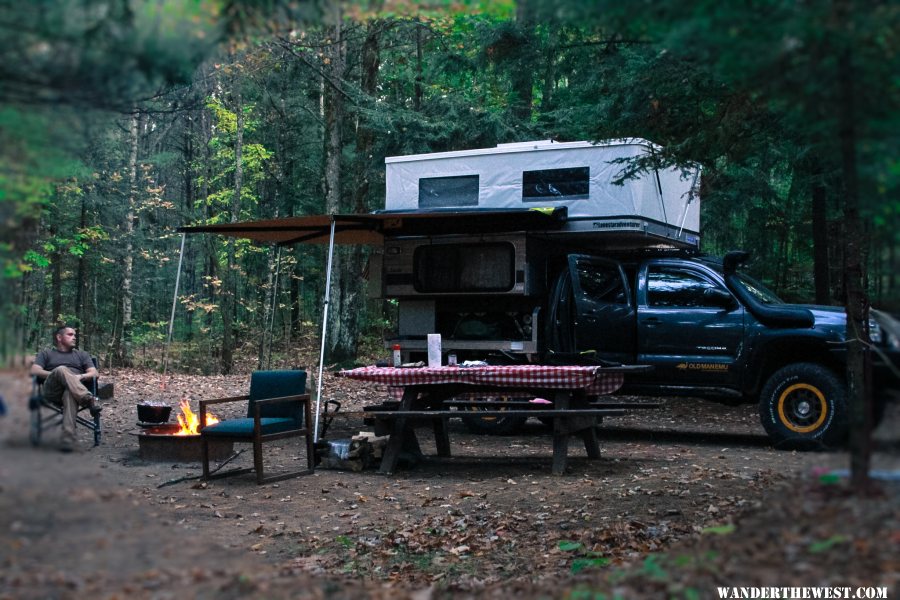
385;139;701;247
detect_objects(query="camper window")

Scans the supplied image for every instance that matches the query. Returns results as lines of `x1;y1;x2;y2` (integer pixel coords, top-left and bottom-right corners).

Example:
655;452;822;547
414;243;514;293
418;175;479;208
522;167;589;201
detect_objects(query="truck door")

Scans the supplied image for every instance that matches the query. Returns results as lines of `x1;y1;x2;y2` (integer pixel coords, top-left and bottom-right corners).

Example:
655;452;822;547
636;261;745;387
567;255;635;364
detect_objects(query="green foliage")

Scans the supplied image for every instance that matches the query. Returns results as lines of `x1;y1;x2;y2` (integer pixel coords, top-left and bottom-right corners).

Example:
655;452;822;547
558;539;610;574
3;2;898;365
808;535;849;554
701;524;736;536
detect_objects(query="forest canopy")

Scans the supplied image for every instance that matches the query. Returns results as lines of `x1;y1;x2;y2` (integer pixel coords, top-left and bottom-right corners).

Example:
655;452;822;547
1;0;897;374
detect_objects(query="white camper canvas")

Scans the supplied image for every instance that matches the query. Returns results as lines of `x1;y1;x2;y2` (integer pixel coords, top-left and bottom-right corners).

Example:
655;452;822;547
385;139;701;238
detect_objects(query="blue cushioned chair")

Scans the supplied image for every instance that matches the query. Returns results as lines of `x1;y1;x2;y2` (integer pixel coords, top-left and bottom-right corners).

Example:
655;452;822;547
199;370;314;484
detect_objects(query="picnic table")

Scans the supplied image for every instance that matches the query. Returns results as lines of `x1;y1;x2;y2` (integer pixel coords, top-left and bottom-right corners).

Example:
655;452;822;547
337;364;652;475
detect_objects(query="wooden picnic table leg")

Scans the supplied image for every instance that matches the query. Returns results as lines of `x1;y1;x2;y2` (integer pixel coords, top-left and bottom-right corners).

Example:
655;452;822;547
552;390;601;474
580;426;601;459
432;417;451;457
380;387;420;475
574;391;601;459
551;390;570;475
424;388;452;458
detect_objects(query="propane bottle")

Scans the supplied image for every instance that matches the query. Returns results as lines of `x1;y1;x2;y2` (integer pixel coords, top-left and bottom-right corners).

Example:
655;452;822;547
392;344;402;368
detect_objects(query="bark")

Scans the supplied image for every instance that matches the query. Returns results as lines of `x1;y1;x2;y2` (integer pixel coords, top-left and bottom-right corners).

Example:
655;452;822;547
354;22;380;213
118;111;139;367
74;190;89;351
221;79;243;374
321;10;361;363
511;1;534;122
811;177;831;305
182;113;196;340
541;24;558;112
259;248;274;369
290;250;301;337
50;219;61;324
838;46;872;491
414;21;423;112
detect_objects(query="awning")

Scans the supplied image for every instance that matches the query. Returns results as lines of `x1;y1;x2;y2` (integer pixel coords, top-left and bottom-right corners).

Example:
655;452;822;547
176;205;568;443
177;206;568;245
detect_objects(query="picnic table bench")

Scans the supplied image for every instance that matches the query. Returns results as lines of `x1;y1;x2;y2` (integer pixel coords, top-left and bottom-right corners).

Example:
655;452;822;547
337;364;653;475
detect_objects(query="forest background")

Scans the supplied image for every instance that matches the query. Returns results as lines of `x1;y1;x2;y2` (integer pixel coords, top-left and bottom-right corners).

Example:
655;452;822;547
1;0;898;377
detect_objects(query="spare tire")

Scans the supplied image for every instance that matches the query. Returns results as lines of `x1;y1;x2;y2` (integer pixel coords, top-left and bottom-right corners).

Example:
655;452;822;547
460;396;528;435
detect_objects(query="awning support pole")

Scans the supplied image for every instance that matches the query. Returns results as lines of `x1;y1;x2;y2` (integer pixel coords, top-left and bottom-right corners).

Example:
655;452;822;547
313;217;337;443
161;232;186;390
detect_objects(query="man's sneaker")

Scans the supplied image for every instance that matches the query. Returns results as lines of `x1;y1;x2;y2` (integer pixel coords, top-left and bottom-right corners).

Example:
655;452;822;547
88;396;102;417
60;442;74;453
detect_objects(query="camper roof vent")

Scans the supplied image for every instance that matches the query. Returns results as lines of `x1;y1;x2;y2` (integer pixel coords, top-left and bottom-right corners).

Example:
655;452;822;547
495;140;556;150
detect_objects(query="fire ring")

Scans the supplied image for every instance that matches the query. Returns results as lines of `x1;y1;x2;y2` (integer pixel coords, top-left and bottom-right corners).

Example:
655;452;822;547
131;424;234;462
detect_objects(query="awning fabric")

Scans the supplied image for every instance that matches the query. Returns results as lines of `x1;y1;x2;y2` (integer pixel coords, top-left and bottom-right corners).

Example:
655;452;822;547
177;207;567;245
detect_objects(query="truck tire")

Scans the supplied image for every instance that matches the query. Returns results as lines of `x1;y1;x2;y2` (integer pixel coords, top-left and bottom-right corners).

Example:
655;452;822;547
759;363;848;449
460;397;528;435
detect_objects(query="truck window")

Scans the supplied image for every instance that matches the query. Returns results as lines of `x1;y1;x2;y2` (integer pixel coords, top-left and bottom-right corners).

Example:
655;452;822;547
418;175;479;208
414;243;514;293
573;258;628;305
522;167;589;201
647;267;726;308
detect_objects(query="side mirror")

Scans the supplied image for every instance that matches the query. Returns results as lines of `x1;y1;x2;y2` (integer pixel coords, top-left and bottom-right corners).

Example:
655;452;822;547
704;288;738;310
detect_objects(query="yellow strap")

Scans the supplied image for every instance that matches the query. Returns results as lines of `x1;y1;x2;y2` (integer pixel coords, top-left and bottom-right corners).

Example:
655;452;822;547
529;207;556;216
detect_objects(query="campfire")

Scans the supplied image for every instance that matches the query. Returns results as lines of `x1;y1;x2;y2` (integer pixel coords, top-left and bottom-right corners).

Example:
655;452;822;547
174;399;219;435
132;400;231;463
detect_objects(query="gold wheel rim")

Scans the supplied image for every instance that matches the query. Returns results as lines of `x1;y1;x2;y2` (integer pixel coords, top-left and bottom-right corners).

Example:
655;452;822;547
777;383;827;433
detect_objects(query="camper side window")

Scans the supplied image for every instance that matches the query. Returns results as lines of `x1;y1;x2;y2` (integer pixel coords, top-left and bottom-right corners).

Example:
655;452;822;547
414;243;514;293
522;167;589;201
418;175;479;208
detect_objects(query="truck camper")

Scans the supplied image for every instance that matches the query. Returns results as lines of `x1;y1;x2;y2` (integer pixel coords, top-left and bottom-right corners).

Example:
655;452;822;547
375;138;701;360
180;139;898;448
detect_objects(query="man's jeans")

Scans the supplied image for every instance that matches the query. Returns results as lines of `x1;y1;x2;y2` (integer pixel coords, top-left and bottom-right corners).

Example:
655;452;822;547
41;367;92;445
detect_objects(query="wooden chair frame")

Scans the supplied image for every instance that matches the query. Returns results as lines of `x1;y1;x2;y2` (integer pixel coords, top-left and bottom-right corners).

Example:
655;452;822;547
199;393;315;484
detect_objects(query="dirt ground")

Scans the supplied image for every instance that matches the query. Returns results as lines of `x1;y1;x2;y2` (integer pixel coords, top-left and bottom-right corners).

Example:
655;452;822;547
1;367;897;599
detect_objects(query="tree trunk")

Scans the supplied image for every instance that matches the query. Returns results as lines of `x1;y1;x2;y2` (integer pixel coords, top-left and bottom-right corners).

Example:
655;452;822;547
50;218;62;324
414;21;423;112
511;0;534;122
354;22;380;214
321;10;360;363
811;177;831;305
75;189;90;352
118;111;138;367
221;80;243;374
259;245;277;370
540;23;558;112
838;47;872;491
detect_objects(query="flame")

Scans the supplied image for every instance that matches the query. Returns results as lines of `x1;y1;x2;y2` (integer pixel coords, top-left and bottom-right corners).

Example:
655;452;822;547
175;399;219;435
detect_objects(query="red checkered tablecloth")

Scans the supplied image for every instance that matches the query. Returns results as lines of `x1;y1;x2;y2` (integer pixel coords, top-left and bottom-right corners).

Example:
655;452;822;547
338;365;625;396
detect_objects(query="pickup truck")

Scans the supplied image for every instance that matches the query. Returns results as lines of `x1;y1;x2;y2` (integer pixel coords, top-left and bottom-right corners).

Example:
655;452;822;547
395;246;899;448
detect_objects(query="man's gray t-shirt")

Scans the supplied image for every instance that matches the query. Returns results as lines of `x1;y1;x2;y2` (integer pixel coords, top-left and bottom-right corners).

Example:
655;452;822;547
34;349;93;375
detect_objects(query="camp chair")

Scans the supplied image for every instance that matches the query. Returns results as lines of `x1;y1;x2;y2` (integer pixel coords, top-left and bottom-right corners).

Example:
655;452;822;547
29;357;102;447
199;369;315;484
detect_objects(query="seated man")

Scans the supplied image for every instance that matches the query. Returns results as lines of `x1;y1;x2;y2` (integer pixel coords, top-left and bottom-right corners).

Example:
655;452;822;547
30;326;101;452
